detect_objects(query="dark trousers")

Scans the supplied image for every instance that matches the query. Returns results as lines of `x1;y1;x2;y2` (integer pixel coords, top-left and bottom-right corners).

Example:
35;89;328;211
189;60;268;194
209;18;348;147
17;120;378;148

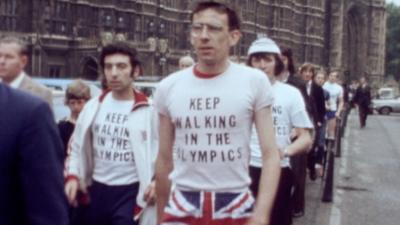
250;166;294;225
69;190;90;225
86;180;139;225
314;146;325;165
69;203;88;225
307;150;316;177
308;125;326;169
358;105;369;127
290;154;307;214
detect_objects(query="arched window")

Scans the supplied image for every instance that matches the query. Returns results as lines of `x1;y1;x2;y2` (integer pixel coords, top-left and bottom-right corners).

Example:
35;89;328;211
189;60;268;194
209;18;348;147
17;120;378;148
0;0;17;31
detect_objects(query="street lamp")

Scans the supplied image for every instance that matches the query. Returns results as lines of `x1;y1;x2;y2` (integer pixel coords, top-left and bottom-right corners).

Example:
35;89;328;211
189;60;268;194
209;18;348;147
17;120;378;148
31;32;42;76
147;20;168;76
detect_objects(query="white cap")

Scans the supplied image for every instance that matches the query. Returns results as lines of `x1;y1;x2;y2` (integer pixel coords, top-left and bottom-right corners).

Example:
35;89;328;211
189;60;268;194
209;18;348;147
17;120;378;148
247;37;281;56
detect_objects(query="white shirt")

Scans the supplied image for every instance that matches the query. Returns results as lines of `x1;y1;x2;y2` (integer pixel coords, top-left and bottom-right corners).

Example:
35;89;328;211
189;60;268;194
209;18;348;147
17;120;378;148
323;81;343;111
8;71;25;88
92;94;139;185
306;80;312;96
154;63;274;192
250;81;313;168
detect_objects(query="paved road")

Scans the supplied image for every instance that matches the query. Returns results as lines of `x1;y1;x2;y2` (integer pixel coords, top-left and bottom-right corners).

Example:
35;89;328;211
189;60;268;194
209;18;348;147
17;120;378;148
294;111;400;225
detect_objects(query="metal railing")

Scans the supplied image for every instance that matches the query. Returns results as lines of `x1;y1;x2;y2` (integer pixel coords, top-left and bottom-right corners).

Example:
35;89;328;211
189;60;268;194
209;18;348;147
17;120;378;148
321;108;349;202
321;137;335;202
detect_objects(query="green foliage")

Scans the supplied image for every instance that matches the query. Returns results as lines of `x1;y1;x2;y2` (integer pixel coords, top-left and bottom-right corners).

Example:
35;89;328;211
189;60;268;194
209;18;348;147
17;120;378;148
386;3;400;81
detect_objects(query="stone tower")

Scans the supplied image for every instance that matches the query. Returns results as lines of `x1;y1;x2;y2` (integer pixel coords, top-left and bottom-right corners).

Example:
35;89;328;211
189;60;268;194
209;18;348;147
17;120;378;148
327;0;386;88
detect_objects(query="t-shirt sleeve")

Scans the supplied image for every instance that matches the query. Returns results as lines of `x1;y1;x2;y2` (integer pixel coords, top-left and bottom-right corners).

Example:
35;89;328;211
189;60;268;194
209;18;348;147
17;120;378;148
290;89;313;129
322;83;328;92
339;85;344;97
253;71;274;111
153;81;170;117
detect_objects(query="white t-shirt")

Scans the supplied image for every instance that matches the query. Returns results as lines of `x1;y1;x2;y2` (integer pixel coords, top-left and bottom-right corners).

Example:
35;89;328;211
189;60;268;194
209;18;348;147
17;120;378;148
154;63;274;192
250;82;313;168
323;82;343;111
92;94;139;185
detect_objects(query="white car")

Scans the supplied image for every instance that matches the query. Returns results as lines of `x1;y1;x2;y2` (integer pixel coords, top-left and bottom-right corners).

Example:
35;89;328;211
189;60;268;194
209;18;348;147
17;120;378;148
372;87;400;115
33;78;101;121
35;77;160;120
372;97;400;115
134;76;161;100
135;81;158;99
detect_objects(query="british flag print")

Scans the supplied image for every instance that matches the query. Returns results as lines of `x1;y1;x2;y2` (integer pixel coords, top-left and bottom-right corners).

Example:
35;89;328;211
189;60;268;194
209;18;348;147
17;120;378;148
162;189;255;225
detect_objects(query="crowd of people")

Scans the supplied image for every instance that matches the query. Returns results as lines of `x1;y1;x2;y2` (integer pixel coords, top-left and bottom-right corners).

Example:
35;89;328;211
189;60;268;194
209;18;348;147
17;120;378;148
0;1;372;225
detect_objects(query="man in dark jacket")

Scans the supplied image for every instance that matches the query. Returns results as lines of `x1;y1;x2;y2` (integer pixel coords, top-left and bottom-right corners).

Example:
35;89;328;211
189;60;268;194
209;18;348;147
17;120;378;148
280;49;314;218
298;63;326;181
353;76;371;128
0;83;68;225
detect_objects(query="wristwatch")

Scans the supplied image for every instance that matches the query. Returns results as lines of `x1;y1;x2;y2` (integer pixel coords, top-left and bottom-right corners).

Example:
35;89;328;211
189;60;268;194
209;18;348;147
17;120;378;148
283;148;290;157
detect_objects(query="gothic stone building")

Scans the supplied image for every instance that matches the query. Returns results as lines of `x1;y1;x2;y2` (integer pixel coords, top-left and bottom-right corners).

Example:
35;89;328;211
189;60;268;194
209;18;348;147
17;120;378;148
0;0;386;87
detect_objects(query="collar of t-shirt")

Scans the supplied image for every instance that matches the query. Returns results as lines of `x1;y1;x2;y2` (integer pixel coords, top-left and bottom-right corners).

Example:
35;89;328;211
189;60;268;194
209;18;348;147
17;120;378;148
193;64;225;79
98;88;149;111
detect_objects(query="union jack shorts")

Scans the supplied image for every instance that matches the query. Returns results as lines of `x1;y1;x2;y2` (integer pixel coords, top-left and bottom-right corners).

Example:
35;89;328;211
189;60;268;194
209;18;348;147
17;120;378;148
162;188;255;225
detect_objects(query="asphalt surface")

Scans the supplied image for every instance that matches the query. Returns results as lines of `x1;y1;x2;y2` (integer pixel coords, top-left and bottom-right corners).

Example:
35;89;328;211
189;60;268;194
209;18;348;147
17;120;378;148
294;111;400;225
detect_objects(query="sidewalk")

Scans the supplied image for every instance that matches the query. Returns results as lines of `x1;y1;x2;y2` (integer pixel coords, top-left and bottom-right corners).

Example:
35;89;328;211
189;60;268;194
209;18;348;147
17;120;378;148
292;163;332;225
293;110;400;225
293;110;355;225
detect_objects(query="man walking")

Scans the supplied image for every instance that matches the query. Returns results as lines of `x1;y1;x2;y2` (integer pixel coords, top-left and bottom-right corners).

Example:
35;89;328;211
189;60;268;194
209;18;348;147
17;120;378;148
64;41;157;225
298;63;325;181
0;83;68;225
154;2;281;225
323;71;344;142
247;37;313;225
353;76;371;128
0;36;52;107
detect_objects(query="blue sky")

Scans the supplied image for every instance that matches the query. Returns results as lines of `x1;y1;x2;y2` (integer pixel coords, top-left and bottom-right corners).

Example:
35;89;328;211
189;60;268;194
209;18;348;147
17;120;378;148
386;0;400;5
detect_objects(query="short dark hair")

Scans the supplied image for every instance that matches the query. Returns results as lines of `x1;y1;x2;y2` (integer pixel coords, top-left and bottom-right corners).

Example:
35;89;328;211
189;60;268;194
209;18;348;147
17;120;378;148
190;1;240;31
99;41;138;70
281;47;295;75
0;36;29;56
247;53;284;76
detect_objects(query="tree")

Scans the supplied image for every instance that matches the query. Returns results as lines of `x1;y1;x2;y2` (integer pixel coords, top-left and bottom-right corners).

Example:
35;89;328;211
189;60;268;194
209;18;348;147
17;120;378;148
385;3;400;81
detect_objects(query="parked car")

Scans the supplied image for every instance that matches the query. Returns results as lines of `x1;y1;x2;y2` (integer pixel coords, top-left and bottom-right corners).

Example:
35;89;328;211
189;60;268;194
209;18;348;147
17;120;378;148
372;88;400;115
134;76;161;100
34;78;101;96
34;77;160;120
376;87;398;99
33;78;101;121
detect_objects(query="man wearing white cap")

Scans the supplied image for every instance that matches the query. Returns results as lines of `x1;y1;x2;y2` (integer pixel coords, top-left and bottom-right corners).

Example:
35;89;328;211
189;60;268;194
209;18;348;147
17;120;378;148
247;37;313;225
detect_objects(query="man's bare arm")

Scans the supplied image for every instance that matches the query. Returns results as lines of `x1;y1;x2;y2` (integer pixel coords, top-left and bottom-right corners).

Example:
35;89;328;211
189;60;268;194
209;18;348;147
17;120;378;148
281;127;312;158
155;113;175;225
247;106;281;225
336;95;344;117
